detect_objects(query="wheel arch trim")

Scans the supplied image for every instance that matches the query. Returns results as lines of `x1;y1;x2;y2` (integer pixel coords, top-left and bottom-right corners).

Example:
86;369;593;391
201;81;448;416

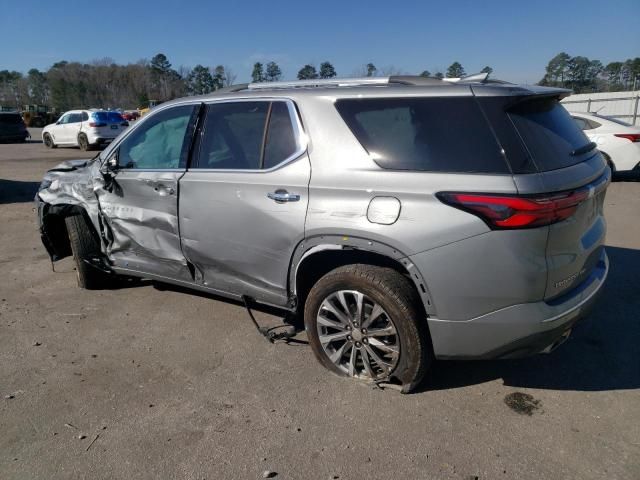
288;234;436;315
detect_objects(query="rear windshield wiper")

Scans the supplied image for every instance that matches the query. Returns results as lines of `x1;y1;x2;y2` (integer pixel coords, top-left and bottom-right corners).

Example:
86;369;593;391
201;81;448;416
571;141;597;156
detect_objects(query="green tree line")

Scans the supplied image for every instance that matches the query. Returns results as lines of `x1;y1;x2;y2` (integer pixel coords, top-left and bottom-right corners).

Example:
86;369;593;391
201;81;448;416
539;52;640;93
0;54;493;112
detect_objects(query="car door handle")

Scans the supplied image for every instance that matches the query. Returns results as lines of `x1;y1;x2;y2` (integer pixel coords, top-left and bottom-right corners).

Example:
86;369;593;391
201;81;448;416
153;184;175;196
268;190;300;203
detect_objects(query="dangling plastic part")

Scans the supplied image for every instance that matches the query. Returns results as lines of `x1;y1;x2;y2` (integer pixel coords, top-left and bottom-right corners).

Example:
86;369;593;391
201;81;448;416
241;295;299;344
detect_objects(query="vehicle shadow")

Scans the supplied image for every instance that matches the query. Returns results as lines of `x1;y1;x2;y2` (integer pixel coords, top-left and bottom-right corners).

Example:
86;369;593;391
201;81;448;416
422;245;640;393
0;179;41;204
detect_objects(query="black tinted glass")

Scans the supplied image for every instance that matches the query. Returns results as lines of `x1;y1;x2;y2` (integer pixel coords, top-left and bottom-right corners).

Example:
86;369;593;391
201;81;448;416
94;111;124;123
335;97;509;173
508;98;592;171
0;114;23;125
197;102;268;169
264;102;297;169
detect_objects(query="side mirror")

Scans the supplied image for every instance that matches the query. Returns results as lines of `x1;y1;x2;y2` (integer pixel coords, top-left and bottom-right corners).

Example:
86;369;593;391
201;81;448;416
107;155;119;171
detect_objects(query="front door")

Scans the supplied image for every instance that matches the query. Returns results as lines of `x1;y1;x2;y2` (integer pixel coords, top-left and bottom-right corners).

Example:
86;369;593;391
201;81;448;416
179;100;310;307
97;103;199;281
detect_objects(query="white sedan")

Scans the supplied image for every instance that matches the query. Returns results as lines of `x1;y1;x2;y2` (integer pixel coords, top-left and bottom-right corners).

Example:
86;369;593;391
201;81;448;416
570;112;640;174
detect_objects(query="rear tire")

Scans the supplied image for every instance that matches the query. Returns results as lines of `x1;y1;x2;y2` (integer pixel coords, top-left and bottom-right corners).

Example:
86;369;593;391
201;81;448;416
43;133;56;149
78;133;90;151
304;264;432;392
65;214;110;290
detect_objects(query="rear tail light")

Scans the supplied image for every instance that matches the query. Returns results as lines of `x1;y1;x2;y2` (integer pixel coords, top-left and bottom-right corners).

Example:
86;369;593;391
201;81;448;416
614;133;640;142
437;189;590;229
89;122;106;128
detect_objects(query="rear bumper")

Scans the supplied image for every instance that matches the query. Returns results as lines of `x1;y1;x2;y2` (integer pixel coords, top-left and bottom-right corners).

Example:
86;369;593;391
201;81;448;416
90;137;115;145
427;248;608;359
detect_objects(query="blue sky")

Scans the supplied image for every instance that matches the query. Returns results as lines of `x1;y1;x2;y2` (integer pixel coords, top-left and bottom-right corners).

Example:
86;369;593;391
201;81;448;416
1;0;638;84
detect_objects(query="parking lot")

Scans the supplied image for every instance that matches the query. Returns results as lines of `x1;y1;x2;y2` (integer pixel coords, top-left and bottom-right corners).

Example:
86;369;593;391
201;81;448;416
0;131;638;479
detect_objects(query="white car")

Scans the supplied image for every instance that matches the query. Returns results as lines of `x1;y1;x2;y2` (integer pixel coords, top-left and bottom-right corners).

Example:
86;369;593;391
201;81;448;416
42;110;129;151
570;112;640;174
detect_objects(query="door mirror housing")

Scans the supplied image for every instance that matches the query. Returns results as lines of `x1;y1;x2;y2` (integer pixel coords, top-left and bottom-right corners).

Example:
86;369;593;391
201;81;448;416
101;151;119;175
107;155;119;170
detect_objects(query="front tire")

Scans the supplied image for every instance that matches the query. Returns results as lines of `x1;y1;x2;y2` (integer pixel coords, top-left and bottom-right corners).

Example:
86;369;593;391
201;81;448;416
65;214;110;290
43;133;56;149
304;264;431;392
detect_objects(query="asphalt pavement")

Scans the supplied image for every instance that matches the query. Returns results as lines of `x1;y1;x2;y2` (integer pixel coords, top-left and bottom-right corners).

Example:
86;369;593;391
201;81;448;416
0;131;638;479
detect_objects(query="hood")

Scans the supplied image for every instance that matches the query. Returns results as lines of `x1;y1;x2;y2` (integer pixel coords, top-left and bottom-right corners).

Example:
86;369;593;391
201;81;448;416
36;158;101;206
47;158;93;172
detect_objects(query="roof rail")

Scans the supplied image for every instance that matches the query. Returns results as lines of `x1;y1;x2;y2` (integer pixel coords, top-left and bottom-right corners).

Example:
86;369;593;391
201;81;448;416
248;77;391;90
245;74;511;91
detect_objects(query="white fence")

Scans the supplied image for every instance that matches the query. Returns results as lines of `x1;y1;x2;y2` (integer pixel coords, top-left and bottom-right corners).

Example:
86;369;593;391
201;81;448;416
561;91;640;126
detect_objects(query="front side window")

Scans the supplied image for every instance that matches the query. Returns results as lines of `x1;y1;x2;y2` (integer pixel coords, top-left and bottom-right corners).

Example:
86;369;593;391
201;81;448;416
59;114;71;124
195;101;299;170
117;104;196;169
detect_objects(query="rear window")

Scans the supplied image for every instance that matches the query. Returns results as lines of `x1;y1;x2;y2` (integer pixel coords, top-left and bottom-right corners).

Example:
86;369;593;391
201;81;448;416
92;111;124;123
507;98;592;171
335;97;509;173
0;114;23;125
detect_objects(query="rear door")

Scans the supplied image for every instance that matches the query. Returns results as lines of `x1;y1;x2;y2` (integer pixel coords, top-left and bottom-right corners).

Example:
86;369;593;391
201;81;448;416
481;94;609;299
97;103;199;281
52;113;71;143
178;99;310;307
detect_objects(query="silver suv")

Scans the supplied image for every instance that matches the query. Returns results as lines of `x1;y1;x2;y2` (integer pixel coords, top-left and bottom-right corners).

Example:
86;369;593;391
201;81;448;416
36;75;610;392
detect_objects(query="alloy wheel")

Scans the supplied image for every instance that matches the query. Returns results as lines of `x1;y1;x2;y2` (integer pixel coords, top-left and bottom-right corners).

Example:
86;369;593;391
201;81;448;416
316;290;400;379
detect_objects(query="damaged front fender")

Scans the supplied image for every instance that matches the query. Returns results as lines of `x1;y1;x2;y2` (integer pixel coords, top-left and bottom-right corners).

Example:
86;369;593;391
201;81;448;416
35;158;107;261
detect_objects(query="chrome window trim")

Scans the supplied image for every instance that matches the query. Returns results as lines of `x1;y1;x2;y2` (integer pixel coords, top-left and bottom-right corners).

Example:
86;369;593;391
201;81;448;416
100;97;307;173
190;97;308;173
115;168;187;173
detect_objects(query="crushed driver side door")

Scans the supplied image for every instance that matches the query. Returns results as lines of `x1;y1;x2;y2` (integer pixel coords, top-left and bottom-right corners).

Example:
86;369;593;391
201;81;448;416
96;103;199;281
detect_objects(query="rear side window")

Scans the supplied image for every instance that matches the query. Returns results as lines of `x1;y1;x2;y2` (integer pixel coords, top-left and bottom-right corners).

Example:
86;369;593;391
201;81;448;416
195;101;299;170
507;98;592;171
0;114;23;125
335;97;509;173
264;102;297;169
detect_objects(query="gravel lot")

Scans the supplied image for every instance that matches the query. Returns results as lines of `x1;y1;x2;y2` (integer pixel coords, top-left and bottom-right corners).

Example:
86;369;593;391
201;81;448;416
1;130;639;480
